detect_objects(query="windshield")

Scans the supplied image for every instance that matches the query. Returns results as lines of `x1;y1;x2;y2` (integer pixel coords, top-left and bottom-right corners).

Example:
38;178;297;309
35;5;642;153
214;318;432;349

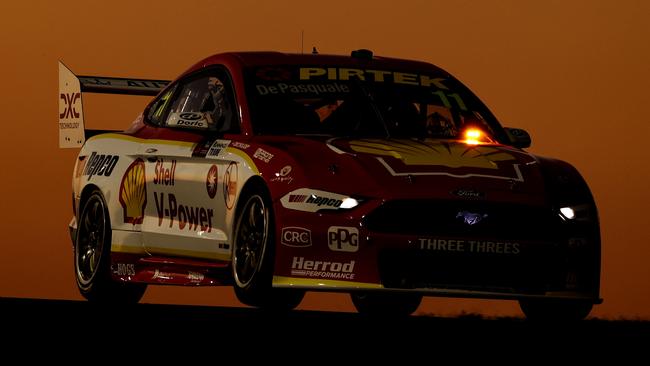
245;66;505;142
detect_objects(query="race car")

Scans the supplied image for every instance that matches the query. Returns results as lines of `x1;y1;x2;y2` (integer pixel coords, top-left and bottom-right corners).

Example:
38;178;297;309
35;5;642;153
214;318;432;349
59;49;601;319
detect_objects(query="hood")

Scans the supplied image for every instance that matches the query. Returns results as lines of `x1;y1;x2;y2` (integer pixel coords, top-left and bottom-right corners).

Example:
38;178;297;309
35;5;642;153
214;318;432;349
260;136;547;205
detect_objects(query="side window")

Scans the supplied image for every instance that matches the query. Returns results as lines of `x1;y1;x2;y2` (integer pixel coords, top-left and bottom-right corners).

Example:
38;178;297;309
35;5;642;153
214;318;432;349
147;85;177;126
164;70;240;133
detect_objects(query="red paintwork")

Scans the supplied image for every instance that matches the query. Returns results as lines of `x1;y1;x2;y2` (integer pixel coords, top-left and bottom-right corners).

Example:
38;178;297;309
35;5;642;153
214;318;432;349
96;52;599;301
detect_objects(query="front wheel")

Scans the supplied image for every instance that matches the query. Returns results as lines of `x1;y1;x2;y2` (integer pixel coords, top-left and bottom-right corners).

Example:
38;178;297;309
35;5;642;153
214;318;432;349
519;299;593;321
232;188;303;310
351;292;422;317
74;191;146;303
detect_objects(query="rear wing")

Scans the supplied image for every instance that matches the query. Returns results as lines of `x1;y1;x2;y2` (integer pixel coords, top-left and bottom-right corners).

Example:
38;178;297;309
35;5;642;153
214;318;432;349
58;61;171;148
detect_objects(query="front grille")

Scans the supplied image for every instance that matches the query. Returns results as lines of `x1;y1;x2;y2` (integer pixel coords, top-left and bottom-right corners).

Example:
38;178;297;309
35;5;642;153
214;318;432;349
364;200;559;240
366;200;567;293
378;246;566;293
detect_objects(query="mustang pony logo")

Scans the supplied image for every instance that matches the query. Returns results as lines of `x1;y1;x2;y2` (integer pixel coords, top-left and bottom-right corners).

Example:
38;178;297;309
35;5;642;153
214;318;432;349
456;211;488;226
348;139;515;169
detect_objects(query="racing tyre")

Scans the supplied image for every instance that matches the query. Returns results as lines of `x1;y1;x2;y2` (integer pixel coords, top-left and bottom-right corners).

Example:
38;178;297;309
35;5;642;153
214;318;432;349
232;187;304;310
519;299;593;322
75;191;147;303
351;292;422;317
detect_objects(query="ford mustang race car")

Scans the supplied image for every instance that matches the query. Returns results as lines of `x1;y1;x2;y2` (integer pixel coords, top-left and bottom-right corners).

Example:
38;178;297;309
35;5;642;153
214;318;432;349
59;50;601;319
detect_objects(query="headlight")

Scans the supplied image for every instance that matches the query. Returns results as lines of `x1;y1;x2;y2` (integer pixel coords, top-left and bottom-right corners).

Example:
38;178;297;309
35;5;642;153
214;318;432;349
280;188;361;213
557;204;594;222
559;207;576;220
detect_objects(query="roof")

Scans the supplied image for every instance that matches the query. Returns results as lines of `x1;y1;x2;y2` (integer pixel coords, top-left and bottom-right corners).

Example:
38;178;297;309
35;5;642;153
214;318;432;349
186;50;449;76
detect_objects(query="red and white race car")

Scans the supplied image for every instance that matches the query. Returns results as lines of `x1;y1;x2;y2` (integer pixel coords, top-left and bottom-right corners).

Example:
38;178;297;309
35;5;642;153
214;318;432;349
60;50;601;319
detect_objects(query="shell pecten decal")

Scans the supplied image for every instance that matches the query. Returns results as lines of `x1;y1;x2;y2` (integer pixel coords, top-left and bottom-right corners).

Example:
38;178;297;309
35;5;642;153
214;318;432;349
119;158;147;224
349;139;514;169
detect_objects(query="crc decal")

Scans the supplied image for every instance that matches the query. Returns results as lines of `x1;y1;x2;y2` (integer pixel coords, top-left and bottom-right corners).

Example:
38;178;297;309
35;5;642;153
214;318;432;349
416;238;520;255
271;165;293;184
83;152;119;179
291;257;355;280
119;159;147;224
59;92;81;119
253;148;273;163
153;159;176;186
327;227;359;252
280;188;348;213
206;140;230;159
223;162;237;210
281;227;312;247
299;67;448;89
153;192;214;232
167;111;208;129
206;165;218;199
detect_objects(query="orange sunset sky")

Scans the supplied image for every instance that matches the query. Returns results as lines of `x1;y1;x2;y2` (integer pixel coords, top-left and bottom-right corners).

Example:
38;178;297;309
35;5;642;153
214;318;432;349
1;0;648;318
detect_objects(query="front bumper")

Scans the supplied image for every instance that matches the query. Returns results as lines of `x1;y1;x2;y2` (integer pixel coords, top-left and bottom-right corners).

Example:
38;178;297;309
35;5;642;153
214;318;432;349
272;199;602;304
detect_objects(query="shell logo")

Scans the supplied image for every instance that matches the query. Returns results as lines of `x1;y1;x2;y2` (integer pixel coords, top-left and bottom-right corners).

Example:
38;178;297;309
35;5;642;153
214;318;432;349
349;139;514;169
119;158;147;224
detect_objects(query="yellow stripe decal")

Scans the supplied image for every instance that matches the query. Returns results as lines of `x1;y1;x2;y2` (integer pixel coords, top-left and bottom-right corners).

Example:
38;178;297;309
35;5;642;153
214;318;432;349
89;133;196;148
226;147;259;175
272;276;383;289
111;243;147;255
145;246;231;262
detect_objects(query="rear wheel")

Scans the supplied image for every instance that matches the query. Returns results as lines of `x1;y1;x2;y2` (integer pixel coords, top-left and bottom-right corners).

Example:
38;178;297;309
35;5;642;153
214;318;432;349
75;191;146;303
351;292;422;317
519;299;593;321
232;187;304;310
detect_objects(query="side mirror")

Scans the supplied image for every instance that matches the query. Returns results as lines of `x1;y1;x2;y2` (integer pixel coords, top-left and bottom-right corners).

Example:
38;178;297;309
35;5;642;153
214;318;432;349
504;127;531;148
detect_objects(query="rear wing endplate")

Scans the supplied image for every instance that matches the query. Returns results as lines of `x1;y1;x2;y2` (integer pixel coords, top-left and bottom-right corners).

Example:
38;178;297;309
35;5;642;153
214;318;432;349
58;61;171;148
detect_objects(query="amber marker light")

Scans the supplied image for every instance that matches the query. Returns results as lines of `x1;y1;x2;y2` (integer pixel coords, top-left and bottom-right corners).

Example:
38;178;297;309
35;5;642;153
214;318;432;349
463;128;484;145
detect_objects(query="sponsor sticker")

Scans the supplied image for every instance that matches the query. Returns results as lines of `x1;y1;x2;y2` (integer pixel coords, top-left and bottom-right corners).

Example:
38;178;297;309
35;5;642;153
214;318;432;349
281;227;312;247
291;257;355;280
119;159;147;224
206;165;218;199
231;141;250;150
83;152;119;179
167;112;209;129
113;263;136;276
327;226;359;252
253;148;273;163
223;162;238;210
271;165;293;184
206;140;230;159
280;188;348;213
415;238;520;255
153;192;214;233
153;159;176;186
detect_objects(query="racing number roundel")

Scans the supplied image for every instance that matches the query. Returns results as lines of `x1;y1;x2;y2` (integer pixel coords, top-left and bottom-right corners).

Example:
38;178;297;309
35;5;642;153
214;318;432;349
223;162;238;210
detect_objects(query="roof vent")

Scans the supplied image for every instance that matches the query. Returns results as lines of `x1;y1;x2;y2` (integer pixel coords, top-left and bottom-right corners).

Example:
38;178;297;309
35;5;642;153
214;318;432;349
351;49;373;59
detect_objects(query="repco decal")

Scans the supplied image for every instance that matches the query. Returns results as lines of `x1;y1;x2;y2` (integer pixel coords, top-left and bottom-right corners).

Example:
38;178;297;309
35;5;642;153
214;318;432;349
119;159;147;224
206;165;218;199
223;162;237;209
83;152;119;179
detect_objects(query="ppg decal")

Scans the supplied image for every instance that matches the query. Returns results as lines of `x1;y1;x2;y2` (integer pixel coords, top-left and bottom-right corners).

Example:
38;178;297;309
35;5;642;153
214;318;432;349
327;226;359;252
